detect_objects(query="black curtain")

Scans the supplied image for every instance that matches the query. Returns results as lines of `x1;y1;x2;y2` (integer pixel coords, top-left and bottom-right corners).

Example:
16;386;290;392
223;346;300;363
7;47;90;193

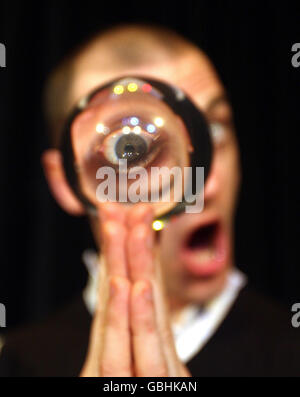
0;0;299;330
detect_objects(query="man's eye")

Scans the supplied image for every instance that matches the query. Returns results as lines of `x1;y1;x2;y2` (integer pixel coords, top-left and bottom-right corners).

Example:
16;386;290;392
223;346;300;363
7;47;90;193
100;129;155;166
209;122;227;147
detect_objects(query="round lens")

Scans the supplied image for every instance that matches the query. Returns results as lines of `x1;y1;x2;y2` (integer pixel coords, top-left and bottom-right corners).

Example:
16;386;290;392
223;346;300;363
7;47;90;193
61;76;212;220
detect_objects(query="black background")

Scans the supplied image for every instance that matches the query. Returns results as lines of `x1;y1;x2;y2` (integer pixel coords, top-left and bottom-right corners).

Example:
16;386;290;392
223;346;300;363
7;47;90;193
0;0;299;330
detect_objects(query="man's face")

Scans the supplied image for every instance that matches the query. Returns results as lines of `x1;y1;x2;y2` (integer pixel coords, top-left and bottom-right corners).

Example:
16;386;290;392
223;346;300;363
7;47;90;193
65;47;241;305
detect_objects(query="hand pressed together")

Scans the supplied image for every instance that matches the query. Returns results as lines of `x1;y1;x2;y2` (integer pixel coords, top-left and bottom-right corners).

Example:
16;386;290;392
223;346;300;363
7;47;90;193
80;203;190;377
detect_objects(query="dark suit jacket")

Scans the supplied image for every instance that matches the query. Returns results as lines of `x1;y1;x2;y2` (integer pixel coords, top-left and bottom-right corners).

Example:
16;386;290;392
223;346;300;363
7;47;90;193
0;285;299;377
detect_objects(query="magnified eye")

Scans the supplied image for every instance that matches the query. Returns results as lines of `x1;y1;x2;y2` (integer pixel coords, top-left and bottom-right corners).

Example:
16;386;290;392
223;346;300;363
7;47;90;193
101;128;158;167
103;131;148;164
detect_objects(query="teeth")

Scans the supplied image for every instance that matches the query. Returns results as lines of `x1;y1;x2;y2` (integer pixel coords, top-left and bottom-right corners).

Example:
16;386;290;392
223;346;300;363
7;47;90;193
194;248;215;263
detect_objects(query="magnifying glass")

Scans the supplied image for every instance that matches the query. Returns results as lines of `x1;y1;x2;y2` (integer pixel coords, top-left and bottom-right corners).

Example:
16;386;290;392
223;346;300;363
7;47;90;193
60;76;212;230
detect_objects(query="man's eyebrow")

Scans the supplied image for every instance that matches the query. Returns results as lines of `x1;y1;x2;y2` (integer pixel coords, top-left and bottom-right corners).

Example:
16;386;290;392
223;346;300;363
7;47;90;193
205;94;231;113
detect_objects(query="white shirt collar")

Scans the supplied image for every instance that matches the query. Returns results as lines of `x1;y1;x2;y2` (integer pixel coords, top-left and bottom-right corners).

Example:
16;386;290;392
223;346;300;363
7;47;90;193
82;249;247;363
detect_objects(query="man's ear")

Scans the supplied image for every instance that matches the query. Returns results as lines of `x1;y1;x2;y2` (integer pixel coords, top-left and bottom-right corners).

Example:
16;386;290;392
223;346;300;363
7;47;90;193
41;149;85;216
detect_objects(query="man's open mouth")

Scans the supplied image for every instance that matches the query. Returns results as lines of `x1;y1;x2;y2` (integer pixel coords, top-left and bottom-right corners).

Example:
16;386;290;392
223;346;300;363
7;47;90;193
179;219;228;277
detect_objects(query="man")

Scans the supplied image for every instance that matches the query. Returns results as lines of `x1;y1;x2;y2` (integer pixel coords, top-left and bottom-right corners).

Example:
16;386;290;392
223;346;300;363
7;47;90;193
0;24;299;377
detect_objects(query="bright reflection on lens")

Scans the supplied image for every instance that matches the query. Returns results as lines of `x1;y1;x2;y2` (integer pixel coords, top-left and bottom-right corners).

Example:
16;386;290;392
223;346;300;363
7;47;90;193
114;85;124;95
96;123;110;134
127;82;138;92
96;123;105;133
142;83;152;93
133;126;141;134
152;220;164;231
154;117;164;127
147;124;156;133
122;126;131;134
130;117;139;126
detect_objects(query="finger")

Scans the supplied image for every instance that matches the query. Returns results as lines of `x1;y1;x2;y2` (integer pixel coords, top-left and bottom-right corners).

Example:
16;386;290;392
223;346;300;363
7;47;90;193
127;203;154;229
102;220;128;277
98;202;128;225
101;276;132;377
127;222;155;281
130;280;168;377
127;204;156;281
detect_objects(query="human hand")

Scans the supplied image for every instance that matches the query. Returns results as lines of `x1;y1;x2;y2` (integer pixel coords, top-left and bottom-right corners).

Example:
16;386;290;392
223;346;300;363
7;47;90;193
80;203;190;377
